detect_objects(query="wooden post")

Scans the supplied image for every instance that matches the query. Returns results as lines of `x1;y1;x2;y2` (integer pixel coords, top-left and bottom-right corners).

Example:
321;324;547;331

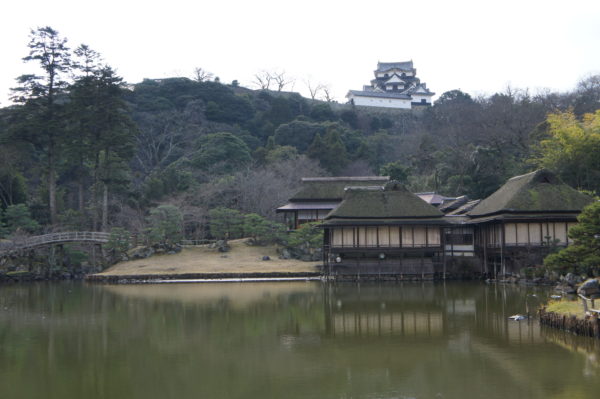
501;222;506;277
442;227;447;280
483;226;488;275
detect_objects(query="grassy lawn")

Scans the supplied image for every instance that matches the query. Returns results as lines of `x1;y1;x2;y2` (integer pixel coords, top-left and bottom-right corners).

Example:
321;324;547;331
96;238;321;276
546;300;585;317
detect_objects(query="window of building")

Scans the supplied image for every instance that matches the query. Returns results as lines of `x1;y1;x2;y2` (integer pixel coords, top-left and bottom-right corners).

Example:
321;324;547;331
445;228;473;245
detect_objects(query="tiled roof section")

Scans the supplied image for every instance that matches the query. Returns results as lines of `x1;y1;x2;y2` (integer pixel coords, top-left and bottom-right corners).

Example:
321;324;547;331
347;90;412;99
439;196;469;213
290;176;390;201
412;83;435;95
446;200;481;215
416;192;453;206
384;75;406;85
325;181;444;220
377;61;414;72
468;169;594;217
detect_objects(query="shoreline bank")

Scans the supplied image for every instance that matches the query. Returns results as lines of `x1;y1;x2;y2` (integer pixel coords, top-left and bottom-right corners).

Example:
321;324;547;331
539;307;600;339
86;271;322;284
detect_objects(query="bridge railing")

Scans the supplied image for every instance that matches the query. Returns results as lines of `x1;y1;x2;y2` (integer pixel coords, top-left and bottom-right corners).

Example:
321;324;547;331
0;231;110;252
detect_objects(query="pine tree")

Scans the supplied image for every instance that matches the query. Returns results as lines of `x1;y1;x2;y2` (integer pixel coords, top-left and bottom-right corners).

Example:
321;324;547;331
11;27;71;224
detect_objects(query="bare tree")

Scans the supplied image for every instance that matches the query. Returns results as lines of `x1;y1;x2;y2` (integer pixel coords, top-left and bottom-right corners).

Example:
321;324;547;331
254;70;273;90
272;70;294;92
133;110;187;179
305;79;324;100
321;84;335;102
193;67;214;82
186;156;324;220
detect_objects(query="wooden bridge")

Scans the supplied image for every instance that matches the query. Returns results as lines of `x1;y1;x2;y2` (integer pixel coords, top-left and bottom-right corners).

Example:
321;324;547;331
0;232;110;253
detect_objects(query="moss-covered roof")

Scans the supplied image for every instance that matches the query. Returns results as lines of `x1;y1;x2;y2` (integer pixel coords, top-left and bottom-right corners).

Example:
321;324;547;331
290;176;390;201
324;181;444;222
468;169;594;217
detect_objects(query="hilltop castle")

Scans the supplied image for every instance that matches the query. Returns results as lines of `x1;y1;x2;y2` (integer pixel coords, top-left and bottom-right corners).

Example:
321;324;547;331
346;61;434;109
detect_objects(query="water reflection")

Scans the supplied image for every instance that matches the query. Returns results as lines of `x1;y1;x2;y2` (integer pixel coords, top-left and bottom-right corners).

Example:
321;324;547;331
0;281;599;399
103;281;320;308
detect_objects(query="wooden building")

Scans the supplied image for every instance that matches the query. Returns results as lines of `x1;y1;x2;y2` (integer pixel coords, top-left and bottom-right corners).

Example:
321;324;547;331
467;169;594;275
276;176;389;230
279;169;593;279
321;181;447;279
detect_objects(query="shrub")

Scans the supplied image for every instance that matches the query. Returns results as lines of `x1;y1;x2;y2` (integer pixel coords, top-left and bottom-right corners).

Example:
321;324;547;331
146;205;183;245
243;213;286;245
287;222;323;250
106;227;131;257
209;207;244;240
3;204;39;235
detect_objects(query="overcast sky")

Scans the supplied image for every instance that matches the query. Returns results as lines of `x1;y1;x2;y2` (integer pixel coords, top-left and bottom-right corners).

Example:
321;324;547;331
1;0;599;106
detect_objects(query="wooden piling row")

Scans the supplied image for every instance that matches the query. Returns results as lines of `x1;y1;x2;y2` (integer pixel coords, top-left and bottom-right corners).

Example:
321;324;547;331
539;308;600;339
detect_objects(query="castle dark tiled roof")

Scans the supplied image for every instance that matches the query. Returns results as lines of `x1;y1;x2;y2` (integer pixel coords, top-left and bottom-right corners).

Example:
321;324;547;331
377;61;414;72
468;169;593;217
347;90;412;99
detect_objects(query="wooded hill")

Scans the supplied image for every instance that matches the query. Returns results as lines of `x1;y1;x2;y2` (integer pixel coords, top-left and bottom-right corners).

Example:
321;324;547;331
1;27;599;240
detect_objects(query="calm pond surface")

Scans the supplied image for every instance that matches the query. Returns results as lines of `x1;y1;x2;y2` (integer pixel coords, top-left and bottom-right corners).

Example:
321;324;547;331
1;281;599;399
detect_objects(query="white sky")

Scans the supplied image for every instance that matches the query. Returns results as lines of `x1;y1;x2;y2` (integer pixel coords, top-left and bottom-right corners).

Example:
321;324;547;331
1;0;599;106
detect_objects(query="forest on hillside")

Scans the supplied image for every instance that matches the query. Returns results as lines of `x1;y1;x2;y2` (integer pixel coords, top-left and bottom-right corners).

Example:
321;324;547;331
1;27;600;241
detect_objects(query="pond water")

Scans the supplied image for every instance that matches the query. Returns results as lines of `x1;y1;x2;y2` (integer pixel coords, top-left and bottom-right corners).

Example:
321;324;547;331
1;281;599;399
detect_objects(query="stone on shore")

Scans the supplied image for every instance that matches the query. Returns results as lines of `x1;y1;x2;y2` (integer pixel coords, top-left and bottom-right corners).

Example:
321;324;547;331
577;278;600;297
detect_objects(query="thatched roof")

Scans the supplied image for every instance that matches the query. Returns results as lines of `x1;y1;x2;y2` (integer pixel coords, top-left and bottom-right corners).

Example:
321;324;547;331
290;176;390;201
468;169;593;217
323;181;444;224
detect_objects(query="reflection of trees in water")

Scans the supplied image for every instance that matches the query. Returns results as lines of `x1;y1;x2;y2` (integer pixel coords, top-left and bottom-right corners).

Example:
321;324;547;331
3;282;600;399
541;327;600;377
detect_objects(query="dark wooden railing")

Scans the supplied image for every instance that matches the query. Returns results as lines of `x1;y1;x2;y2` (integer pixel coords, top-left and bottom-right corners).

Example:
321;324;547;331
0;232;110;253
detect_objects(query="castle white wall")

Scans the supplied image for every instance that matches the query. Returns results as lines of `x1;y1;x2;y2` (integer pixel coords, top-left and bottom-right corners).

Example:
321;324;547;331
411;94;432;105
349;95;412;109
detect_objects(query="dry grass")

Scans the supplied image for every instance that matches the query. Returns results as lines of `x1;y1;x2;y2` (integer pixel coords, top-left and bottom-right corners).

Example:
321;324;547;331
97;239;320;276
546;300;585;317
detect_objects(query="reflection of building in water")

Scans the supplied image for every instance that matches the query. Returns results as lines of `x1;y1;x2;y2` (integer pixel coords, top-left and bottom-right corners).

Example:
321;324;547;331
324;284;445;337
446;299;476;315
331;310;443;337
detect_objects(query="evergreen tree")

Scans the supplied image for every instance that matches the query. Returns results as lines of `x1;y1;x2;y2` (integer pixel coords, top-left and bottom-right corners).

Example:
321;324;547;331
146;205;183;245
2;204;39;235
209;207;244;240
69;64;135;230
544;201;600;276
192;133;252;174
94;67;136;230
65;44;103;213
10;27;71;224
307;129;348;174
380;161;410;183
